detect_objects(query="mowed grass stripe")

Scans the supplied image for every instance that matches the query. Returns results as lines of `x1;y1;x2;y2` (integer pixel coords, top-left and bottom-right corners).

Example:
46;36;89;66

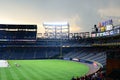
13;67;27;80
15;63;55;80
32;60;86;80
35;67;64;80
16;67;32;80
28;67;49;80
38;61;87;80
34;60;73;80
26;60;72;80
39;60;88;79
28;60;88;80
0;69;1;80
9;62;27;80
11;60;34;80
21;65;44;80
24;60;66;80
0;68;7;80
40;68;68;80
9;60;32;80
28;65;57;80
8;61;32;80
8;67;20;80
4;60;89;80
44;68;74;80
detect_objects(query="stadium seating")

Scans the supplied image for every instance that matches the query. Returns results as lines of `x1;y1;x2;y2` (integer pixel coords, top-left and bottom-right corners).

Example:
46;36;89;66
0;39;107;66
63;48;106;66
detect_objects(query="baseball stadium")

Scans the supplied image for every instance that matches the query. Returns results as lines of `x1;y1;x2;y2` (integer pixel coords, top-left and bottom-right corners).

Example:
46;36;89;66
0;20;120;80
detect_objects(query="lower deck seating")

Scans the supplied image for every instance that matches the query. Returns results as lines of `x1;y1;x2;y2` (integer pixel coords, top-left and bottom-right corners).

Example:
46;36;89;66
0;47;106;66
63;48;106;66
0;47;60;59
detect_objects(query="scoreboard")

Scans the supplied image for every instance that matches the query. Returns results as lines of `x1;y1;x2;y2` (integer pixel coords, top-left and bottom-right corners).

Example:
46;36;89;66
0;24;37;41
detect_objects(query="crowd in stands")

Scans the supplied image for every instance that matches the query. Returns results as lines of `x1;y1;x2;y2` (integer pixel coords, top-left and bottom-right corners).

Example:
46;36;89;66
71;70;105;80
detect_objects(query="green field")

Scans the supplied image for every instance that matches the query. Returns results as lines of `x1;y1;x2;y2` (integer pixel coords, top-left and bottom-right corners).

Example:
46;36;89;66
0;59;89;80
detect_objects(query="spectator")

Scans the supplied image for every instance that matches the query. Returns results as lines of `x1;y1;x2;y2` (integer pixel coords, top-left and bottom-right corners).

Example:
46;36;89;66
71;76;76;80
76;76;80;80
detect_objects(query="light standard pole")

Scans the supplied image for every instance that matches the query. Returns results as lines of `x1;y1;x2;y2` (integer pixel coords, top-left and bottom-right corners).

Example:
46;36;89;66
60;25;63;58
60;37;62;58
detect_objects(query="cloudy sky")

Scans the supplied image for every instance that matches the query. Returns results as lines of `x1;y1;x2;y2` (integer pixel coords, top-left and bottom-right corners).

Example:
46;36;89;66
0;0;120;33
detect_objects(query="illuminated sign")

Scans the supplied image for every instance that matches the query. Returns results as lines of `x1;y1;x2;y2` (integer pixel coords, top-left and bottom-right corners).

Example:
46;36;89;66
91;33;96;37
105;31;109;36
97;33;100;37
106;25;113;31
100;27;106;32
91;26;120;37
110;30;114;35
101;19;113;27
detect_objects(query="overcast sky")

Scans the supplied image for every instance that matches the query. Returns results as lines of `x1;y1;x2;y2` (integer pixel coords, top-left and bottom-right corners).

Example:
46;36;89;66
0;0;120;33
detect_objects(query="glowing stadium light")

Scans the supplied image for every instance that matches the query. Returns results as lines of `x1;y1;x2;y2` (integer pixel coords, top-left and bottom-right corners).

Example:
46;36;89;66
43;22;69;39
43;22;69;26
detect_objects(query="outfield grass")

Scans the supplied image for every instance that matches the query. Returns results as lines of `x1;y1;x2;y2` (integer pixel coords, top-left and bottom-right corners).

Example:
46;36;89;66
0;59;89;80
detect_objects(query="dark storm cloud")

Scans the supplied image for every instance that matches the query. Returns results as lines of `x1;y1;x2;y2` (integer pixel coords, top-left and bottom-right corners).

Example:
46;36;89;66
0;0;120;33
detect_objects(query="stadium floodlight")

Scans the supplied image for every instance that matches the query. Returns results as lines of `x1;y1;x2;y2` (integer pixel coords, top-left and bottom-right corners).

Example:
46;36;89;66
43;22;69;26
43;22;70;39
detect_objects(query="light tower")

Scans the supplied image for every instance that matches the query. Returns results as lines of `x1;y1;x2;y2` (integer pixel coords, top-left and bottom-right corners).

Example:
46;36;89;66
43;22;69;39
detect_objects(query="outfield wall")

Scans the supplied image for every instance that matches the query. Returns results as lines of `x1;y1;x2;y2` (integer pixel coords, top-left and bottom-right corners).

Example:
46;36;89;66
63;57;102;75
